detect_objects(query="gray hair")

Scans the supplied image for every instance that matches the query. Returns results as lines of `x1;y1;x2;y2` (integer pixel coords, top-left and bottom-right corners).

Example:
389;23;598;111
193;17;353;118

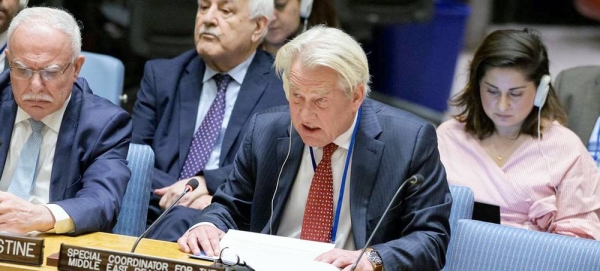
7;7;81;61
196;0;273;39
274;25;371;99
247;0;274;21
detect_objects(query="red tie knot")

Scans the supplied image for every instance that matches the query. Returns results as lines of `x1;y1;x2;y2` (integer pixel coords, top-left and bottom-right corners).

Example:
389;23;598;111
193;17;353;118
323;143;338;158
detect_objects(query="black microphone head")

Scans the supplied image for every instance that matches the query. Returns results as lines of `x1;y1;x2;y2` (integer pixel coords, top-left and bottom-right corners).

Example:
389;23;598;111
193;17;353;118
186;178;200;192
410;174;424;185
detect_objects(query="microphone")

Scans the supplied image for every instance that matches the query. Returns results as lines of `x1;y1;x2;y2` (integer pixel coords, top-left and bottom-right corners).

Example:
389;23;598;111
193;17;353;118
350;174;424;271
130;178;200;253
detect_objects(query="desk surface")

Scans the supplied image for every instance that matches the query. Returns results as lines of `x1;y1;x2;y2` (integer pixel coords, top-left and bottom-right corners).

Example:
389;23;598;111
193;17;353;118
0;232;211;270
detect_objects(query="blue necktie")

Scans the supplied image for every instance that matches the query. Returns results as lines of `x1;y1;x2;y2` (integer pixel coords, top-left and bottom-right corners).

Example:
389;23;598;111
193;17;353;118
8;119;44;200
180;74;232;179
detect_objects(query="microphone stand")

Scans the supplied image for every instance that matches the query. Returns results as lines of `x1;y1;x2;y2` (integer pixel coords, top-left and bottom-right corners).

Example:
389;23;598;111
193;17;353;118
350;174;422;271
131;179;198;253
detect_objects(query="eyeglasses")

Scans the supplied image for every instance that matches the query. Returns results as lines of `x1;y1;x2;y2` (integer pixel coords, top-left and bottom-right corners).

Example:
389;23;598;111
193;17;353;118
215;247;255;271
10;62;72;81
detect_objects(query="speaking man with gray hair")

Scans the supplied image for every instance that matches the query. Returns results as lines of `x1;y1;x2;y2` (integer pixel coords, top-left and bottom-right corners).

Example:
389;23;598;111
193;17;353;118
178;26;451;271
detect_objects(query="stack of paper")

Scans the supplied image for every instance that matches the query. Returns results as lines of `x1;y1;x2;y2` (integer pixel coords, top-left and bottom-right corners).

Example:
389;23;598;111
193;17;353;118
219;230;339;271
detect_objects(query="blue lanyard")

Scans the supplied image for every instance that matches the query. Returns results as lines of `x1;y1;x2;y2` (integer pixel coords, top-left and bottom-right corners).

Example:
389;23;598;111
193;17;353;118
308;107;362;244
0;43;6;55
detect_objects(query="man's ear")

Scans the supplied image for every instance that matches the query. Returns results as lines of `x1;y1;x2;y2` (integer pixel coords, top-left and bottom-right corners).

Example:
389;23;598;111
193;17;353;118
352;84;365;111
251;15;269;43
71;54;85;81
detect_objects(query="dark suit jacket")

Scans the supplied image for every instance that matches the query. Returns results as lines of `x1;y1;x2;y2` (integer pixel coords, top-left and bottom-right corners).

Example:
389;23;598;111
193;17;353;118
555;65;600;144
199;99;452;270
132;49;288;197
0;72;132;235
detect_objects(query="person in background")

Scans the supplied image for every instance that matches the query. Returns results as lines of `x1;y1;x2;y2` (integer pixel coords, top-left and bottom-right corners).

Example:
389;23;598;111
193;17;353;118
437;28;600;239
554;65;600;168
0;7;131;235
261;0;338;55
178;26;451;271
0;0;26;70
131;0;287;241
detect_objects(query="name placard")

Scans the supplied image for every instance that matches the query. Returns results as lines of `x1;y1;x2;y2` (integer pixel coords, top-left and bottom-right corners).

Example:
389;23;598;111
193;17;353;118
0;233;44;266
58;244;224;271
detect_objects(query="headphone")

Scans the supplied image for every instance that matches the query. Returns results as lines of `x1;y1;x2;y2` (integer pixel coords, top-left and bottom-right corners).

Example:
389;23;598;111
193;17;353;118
533;74;551;108
269;120;293;235
299;0;313;32
19;0;28;11
533;75;552;179
299;0;313;19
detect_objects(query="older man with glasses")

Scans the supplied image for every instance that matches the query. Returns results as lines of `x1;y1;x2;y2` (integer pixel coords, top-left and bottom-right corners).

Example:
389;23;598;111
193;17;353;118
0;6;131;235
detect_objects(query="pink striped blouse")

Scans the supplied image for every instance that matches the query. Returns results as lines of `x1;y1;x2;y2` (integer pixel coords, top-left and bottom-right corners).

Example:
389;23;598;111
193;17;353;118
437;118;600;239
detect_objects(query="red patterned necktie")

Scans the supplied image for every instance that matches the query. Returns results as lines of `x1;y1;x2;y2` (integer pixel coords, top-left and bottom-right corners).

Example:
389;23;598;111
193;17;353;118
301;143;338;242
180;74;231;179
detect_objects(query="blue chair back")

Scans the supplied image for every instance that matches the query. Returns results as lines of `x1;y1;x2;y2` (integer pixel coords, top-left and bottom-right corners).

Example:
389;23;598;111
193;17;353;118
79;51;125;105
446;219;600;271
442;185;475;270
448;185;474;233
113;143;154;236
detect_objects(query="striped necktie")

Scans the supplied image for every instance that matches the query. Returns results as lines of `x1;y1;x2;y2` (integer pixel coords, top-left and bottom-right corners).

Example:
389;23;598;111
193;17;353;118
8;119;44;200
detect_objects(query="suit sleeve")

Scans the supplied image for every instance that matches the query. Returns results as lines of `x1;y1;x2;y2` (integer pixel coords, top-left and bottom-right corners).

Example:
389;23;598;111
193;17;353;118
132;62;179;189
55;109;132;235
373;123;452;271
194;114;261;231
203;165;234;194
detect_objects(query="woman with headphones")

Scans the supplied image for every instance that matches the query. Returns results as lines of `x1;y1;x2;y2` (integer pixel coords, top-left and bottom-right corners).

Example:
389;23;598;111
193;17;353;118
261;0;338;55
437;29;600;239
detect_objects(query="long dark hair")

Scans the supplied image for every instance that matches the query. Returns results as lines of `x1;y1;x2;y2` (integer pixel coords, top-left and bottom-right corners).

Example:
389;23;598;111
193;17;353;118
451;28;567;139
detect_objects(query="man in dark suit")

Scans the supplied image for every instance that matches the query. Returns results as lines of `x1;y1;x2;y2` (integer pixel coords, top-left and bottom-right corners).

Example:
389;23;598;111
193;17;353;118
132;0;287;239
0;7;131;235
555;66;600;144
178;26;451;271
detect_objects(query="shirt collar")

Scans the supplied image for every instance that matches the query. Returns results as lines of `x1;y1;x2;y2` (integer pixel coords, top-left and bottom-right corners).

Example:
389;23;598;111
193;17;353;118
202;51;257;85
15;94;72;133
331;111;359;150
0;32;7;49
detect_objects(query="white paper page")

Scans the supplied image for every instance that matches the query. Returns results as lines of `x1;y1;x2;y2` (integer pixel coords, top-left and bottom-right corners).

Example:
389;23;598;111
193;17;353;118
219;230;338;271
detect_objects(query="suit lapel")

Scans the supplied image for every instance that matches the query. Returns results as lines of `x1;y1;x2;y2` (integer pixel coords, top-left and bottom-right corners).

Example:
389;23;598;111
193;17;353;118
0;84;17;175
348;102;384;248
50;87;81;201
178;57;205;165
220;52;271;164
265;125;304;234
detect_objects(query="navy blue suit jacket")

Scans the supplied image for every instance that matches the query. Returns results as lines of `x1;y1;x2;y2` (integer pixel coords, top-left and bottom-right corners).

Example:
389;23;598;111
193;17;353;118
199;99;452;270
0;73;132;235
132;50;287;217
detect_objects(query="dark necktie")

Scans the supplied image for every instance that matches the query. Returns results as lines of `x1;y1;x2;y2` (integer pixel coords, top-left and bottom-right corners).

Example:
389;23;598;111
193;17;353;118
301;143;338;242
180;74;232;179
8;119;44;200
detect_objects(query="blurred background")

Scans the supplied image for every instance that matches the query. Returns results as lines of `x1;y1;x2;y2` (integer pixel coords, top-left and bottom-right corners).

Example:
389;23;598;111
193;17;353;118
27;0;600;123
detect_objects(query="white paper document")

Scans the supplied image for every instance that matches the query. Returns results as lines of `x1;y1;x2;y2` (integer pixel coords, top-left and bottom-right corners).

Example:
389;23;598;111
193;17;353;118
219;230;338;271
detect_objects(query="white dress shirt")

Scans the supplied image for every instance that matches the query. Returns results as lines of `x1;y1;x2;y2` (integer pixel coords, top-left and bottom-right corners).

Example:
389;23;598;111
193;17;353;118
277;113;358;250
0;31;8;71
0;95;75;233
190;112;359;250
197;52;256;170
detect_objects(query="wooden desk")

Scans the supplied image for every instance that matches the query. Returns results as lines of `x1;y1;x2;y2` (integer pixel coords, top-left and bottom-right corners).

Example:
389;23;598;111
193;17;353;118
0;232;212;270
